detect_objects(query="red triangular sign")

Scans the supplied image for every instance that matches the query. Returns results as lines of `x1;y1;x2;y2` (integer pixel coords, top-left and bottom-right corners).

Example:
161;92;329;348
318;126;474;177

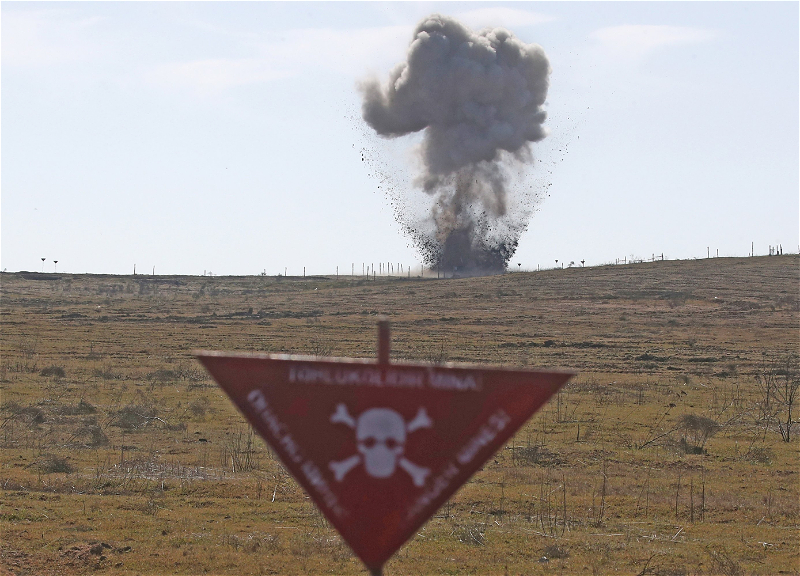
197;347;574;574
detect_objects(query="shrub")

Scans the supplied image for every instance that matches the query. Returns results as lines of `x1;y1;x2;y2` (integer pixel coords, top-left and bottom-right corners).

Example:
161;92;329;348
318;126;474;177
36;454;73;474
111;404;157;430
4;404;46;425
543;544;569;559
708;548;743;576
754;351;799;442
679;414;720;452
188;397;210;418
57;399;97;416
511;445;561;467
75;418;109;447
147;369;177;383
744;446;773;464
75;399;97;414
40;365;66;378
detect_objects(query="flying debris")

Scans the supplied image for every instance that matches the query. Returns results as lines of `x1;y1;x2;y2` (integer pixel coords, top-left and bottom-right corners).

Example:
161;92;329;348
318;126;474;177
360;14;551;275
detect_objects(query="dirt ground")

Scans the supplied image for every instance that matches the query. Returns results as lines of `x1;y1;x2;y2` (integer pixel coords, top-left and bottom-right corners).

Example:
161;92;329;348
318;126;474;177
1;255;797;575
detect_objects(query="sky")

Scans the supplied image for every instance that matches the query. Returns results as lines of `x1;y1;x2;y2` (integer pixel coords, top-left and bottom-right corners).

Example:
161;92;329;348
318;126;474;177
2;1;798;276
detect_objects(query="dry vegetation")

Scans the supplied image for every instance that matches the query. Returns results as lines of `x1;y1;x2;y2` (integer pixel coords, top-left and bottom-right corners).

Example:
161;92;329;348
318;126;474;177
1;255;798;575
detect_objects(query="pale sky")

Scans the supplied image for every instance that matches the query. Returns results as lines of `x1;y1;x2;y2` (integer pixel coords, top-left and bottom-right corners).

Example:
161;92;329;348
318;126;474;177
2;1;798;275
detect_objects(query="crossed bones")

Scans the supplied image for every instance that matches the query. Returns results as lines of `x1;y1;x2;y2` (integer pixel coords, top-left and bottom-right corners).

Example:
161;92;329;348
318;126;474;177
328;403;432;487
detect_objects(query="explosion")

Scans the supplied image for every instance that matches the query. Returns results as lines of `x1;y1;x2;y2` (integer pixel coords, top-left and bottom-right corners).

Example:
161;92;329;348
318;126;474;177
361;14;551;275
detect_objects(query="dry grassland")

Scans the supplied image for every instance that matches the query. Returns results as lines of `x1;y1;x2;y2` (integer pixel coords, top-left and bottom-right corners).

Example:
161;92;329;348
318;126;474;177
1;255;798;575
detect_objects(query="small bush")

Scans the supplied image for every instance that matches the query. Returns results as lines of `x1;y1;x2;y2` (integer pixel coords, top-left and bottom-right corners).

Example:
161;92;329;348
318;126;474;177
511;445;561;467
40;365;66;378
543;544;569;559
111;404;157;430
75;399;97;414
188;397;210;418
75;418;109;447
744;446;773;464
92;367;122;380
708;549;743;576
57;399;97;416
147;369;177;383
679;439;705;455
5;404;46;425
1;401;22;415
36;454;74;474
141;497;161;516
679;414;720;451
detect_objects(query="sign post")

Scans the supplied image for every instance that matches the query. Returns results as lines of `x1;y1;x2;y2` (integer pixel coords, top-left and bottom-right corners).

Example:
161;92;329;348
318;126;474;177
197;320;574;575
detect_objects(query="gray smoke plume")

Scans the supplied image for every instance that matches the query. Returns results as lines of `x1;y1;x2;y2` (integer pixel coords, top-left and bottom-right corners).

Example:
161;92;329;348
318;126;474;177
360;14;551;274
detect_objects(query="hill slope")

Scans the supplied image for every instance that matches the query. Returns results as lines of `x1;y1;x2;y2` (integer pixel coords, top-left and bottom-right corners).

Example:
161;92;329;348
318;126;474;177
1;255;797;575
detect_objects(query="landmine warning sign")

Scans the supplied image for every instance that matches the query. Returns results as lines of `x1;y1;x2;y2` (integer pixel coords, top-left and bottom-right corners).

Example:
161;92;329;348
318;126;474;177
197;325;574;575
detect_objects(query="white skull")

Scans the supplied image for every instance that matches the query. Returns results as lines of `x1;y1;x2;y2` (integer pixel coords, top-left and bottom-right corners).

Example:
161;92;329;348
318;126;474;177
356;408;406;478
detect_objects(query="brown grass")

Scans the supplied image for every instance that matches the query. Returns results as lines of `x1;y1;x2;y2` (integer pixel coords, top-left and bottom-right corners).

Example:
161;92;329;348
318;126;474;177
1;255;798;575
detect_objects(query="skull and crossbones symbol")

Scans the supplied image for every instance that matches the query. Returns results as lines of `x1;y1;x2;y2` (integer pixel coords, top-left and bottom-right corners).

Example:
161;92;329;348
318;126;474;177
328;404;432;487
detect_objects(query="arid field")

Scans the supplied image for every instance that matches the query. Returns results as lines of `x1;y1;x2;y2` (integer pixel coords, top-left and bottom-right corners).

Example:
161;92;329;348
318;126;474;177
1;255;798;575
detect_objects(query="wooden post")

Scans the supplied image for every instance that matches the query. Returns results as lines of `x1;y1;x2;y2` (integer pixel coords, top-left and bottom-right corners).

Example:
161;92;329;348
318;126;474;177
701;468;705;521
377;318;390;366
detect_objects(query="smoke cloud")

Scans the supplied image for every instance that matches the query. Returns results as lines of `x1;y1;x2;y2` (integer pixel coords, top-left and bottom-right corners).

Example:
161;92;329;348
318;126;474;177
360;14;551;274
